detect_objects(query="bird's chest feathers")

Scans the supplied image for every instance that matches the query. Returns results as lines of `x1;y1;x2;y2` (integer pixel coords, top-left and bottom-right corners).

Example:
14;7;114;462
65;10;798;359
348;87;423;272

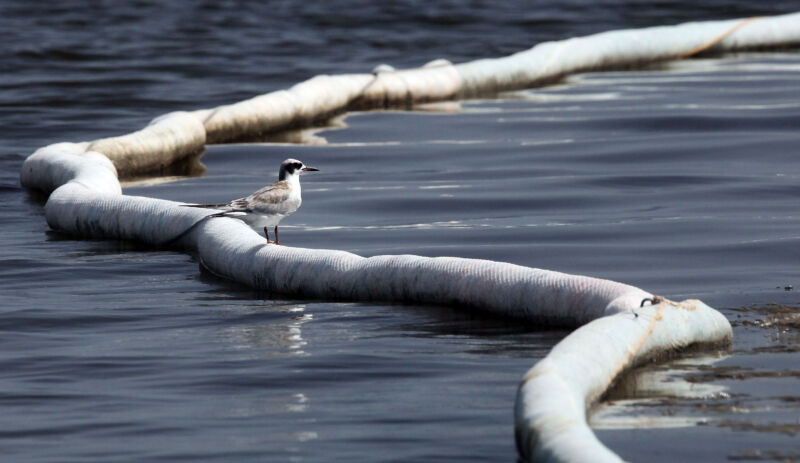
287;181;302;205
282;179;302;211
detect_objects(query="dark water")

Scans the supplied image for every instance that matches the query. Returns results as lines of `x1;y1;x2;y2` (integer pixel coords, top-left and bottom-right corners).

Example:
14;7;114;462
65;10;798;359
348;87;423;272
2;1;800;462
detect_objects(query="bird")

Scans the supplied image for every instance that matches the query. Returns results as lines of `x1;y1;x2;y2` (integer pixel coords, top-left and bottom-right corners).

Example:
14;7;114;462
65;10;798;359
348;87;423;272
183;158;318;245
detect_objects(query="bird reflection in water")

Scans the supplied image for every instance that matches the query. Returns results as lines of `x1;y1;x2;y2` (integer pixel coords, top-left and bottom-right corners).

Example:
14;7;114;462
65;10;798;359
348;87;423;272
220;304;312;357
219;303;318;447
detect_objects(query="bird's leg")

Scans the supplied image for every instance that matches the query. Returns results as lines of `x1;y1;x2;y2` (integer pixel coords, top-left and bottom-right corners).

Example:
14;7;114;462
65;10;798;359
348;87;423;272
263;226;272;244
274;226;280;245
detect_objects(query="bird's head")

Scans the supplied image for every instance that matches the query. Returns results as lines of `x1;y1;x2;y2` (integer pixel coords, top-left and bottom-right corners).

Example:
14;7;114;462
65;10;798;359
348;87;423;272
279;158;319;181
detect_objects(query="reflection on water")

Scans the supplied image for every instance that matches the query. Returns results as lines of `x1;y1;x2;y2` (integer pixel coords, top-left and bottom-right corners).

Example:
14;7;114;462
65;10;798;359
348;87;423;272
225;116;348;146
226;392;310;418
119;149;208;187
592;353;731;430
219;304;312;357
205;102;463;147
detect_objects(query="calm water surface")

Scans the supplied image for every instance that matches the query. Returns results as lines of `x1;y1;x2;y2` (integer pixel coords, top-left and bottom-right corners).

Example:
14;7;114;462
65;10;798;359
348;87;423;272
1;1;799;462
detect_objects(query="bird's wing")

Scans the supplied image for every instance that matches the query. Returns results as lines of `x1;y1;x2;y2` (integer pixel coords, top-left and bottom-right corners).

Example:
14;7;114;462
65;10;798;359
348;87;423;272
248;181;292;205
227;182;291;211
246;181;297;215
182;202;231;209
185;182;294;216
227;197;252;212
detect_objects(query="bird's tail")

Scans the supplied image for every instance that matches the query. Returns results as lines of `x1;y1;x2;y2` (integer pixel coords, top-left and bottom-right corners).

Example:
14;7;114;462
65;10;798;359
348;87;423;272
181;203;233;219
182;203;229;209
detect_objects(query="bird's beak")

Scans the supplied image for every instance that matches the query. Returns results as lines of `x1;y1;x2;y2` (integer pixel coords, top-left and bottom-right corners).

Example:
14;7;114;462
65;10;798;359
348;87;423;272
301;166;319;173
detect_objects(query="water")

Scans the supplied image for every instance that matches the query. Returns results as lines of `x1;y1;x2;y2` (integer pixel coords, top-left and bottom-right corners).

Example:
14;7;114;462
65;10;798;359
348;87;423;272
2;1;800;462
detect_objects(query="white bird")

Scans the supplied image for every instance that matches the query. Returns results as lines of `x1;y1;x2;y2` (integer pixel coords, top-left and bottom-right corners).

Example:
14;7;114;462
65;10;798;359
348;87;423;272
184;158;318;244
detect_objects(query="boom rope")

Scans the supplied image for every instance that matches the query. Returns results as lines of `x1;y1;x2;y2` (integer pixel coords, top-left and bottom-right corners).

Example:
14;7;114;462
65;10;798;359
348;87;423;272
676;17;763;59
21;12;800;462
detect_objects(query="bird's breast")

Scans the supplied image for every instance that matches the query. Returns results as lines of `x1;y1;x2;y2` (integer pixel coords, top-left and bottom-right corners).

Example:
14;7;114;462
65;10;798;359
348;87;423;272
243;213;286;228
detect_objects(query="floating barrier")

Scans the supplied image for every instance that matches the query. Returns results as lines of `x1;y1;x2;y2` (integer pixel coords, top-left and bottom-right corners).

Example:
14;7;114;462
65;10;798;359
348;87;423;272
21;12;799;462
